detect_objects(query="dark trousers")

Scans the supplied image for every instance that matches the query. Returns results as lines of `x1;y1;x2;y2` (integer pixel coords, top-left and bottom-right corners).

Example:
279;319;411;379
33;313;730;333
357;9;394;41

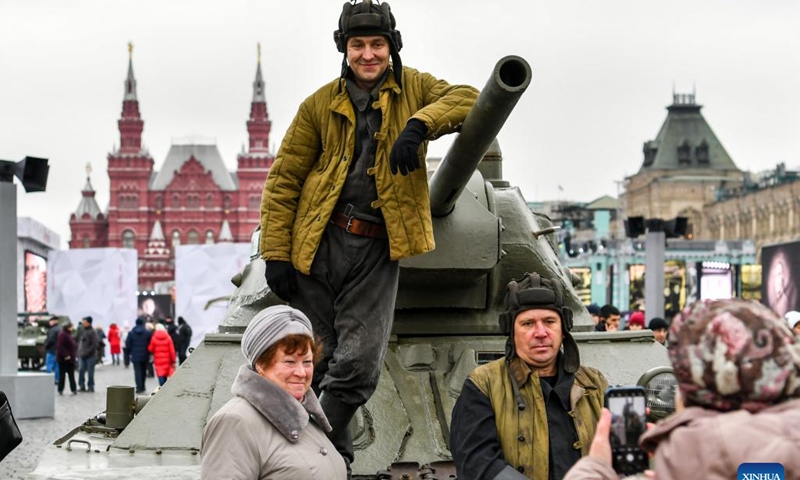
133;361;148;392
57;360;76;394
292;223;399;406
291;224;399;466
78;356;96;390
178;348;187;366
123;347;130;367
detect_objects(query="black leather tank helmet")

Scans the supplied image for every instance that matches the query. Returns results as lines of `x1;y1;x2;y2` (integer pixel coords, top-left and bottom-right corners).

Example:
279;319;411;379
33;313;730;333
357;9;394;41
334;0;403;87
500;272;580;373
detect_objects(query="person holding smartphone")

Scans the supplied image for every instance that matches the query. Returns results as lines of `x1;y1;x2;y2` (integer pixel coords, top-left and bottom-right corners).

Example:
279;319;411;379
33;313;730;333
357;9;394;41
565;299;800;479
450;273;608;480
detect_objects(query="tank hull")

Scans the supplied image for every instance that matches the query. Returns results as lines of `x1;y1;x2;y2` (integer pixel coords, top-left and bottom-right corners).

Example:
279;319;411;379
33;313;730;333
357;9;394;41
29;330;667;479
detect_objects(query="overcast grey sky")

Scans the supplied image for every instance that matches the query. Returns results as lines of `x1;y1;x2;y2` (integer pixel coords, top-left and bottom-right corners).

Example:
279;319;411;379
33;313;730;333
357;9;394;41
2;0;798;247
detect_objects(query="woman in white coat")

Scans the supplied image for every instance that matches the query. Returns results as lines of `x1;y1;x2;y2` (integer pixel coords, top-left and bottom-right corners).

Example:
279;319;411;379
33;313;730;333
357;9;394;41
201;305;346;480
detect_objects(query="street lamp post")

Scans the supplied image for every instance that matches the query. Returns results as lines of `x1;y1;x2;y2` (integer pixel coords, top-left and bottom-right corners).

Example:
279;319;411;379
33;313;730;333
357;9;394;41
644;230;666;322
0;181;17;376
0;156;54;419
625;216;688;320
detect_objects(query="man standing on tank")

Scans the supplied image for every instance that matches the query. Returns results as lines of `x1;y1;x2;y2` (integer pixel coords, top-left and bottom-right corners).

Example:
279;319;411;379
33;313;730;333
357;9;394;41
259;0;478;470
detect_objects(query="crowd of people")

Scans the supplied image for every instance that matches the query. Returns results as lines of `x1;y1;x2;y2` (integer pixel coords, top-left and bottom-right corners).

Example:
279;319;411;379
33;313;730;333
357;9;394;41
43;314;192;396
587;303;669;341
122;315;192;392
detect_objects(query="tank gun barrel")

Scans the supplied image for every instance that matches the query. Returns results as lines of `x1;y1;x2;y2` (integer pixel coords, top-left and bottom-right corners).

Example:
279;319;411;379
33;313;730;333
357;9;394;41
429;55;532;217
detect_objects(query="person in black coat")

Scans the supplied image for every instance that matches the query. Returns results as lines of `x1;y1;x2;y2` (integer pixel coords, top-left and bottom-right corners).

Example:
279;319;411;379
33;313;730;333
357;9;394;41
165;317;180;361
125;318;153;393
55;322;78;395
95;326;106;364
177;316;192;365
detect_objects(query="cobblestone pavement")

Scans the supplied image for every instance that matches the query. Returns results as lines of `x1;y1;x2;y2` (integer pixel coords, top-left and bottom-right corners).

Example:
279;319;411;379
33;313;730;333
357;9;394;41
0;361;145;480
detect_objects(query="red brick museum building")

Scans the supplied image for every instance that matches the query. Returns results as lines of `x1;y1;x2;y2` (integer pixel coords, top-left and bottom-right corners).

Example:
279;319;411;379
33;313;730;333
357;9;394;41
70;48;273;290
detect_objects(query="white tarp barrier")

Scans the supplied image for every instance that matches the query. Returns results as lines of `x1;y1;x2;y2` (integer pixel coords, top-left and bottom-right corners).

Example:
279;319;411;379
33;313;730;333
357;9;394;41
47;248;138;342
175;243;250;348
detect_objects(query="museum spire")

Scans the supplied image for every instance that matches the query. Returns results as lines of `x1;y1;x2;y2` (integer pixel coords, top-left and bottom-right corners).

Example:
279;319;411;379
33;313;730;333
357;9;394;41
252;43;266;103
74;163;102;220
244;43;271;154
149;220;165;241
124;42;138;101
218;219;233;242
118;42;145;154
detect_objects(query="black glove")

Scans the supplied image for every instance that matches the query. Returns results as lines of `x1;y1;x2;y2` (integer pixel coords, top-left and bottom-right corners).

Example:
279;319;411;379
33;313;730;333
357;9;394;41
390;119;427;176
264;260;297;302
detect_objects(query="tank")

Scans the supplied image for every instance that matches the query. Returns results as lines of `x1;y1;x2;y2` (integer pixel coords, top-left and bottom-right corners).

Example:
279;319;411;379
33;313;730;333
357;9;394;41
30;56;674;480
17;314;49;370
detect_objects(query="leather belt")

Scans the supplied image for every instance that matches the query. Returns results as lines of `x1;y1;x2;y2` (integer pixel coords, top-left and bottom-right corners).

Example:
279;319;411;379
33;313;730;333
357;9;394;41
330;211;388;239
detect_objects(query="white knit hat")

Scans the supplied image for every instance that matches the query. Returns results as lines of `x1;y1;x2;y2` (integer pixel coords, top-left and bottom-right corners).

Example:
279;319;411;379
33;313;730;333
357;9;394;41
241;305;313;368
785;310;800;330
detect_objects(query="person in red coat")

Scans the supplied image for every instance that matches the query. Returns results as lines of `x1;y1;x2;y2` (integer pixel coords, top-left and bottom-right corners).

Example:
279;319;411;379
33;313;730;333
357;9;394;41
108;323;122;365
148;323;176;386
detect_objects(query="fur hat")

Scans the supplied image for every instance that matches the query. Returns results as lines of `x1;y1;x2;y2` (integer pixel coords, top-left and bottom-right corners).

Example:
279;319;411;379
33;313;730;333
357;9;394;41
669;299;800;413
241;305;314;369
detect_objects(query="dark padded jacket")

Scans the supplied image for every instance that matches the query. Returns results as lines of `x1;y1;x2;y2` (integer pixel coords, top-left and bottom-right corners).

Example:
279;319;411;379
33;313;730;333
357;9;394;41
56;329;77;364
125;325;153;363
44;325;60;353
77;326;99;359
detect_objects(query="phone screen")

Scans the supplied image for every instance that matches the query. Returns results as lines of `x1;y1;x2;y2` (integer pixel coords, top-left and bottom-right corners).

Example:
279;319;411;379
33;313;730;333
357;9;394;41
605;387;649;475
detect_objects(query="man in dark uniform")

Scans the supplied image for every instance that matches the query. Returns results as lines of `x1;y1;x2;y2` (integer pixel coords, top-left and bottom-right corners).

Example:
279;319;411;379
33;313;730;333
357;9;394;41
259;0;478;470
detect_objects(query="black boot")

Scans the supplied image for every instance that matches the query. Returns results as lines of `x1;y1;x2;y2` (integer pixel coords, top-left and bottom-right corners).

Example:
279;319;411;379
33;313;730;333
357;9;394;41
319;392;359;478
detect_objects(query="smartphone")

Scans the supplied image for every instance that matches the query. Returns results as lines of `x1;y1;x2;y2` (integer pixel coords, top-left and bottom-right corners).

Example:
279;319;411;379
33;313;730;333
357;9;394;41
604;386;649;476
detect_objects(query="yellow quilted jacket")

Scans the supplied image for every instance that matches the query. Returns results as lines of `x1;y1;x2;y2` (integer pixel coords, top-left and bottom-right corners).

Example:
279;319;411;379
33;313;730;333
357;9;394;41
259;66;478;274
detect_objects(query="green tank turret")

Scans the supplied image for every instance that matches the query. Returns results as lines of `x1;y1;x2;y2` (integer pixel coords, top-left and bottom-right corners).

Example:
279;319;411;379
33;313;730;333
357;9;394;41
17;314;50;370
429;55;531;217
31;56;674;480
